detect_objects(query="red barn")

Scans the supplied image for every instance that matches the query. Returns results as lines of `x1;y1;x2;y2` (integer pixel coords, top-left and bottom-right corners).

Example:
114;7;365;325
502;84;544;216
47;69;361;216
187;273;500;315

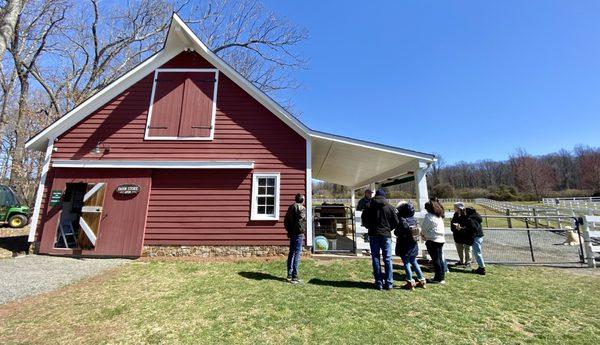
25;14;435;258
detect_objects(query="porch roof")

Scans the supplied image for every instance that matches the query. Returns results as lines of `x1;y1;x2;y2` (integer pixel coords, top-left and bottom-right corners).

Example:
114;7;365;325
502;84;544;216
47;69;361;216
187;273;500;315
310;131;436;188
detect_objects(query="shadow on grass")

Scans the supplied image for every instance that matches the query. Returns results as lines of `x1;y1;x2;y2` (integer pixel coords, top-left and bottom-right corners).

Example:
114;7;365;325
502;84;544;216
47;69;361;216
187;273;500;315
448;267;478;274
238;271;288;282
307;278;374;289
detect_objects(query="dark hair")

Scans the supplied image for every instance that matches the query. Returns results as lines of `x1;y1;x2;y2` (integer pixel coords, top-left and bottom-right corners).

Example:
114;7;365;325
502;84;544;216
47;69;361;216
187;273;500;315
295;193;305;203
465;207;478;216
424;200;445;218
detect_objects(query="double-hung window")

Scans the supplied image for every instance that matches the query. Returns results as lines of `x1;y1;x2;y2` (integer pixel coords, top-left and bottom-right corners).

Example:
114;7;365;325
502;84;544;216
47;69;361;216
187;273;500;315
145;68;218;140
251;173;280;221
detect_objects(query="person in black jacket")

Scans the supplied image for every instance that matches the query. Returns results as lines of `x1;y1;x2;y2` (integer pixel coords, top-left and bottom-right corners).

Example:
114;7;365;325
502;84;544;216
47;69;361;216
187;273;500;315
361;189;399;290
450;202;472;266
284;193;306;283
464;207;486;275
394;202;426;290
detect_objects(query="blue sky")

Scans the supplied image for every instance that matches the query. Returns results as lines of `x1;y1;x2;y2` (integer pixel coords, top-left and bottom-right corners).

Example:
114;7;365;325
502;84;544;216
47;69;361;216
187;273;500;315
263;0;600;164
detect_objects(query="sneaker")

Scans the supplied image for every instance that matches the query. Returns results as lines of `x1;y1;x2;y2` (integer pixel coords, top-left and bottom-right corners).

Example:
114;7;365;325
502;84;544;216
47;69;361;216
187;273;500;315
472;267;486;275
375;284;383;291
427;279;446;285
415;279;426;289
384;284;393;291
290;277;300;284
401;280;415;290
286;276;293;283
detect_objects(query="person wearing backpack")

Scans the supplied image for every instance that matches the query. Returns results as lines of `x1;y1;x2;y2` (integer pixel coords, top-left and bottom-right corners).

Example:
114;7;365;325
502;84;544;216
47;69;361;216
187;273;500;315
394;201;426;290
284;193;307;284
361;189;399;290
464;207;486;275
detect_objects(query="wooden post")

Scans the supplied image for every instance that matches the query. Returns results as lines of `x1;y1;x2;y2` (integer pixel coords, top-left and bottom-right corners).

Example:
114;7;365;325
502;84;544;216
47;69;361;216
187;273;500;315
506;209;512;228
533;208;539;229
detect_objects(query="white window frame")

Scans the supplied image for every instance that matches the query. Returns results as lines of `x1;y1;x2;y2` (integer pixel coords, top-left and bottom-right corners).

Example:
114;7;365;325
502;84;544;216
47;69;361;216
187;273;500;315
251;172;280;221
144;68;219;141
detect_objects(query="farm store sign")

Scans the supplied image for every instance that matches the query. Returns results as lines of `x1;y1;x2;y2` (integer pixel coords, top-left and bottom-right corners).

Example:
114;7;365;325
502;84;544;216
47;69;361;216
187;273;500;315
50;190;62;206
115;184;140;195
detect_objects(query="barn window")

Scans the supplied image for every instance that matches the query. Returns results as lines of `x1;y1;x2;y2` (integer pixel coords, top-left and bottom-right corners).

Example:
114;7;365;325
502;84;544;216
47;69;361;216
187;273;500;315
145;68;218;140
251;173;280;221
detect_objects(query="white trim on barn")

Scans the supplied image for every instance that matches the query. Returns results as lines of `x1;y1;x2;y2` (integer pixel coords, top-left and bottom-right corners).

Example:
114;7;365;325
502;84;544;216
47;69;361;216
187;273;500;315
144;68;219;141
28;138;54;242
51;160;255;169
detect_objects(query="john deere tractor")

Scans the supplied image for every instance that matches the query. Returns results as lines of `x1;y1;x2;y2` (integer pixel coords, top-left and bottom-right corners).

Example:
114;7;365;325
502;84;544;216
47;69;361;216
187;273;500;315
0;185;30;228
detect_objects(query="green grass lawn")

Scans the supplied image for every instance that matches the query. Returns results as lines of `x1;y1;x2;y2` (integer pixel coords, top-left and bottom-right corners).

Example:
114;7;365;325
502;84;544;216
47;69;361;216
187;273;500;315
1;258;599;344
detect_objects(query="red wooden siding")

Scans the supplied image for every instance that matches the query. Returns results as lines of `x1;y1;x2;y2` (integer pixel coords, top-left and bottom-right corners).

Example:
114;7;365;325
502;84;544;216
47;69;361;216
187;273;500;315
145;169;304;245
42;51;307;246
148;72;186;137
37;168;151;257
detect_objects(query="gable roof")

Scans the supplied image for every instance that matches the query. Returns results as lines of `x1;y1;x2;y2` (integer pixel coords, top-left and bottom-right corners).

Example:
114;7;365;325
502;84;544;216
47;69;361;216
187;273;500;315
25;13;435;168
25;13;311;151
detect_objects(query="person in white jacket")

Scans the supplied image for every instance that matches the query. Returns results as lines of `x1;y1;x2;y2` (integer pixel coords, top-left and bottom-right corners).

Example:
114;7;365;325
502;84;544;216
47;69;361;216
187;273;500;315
421;199;447;284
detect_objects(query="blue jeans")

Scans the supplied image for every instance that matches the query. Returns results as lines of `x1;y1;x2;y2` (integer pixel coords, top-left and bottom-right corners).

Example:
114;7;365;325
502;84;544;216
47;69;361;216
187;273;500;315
287;234;303;278
425;241;445;282
472;236;485;268
369;236;393;288
401;255;424;282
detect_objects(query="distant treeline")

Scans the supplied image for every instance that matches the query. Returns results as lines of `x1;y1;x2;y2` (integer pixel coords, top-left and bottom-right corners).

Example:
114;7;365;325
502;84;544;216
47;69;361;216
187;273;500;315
313;146;600;201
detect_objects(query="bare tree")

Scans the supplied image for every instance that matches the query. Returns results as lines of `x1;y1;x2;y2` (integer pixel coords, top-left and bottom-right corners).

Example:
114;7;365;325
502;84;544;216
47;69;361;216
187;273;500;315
510;149;556;198
6;0;67;186
576;146;600;193
0;0;24;60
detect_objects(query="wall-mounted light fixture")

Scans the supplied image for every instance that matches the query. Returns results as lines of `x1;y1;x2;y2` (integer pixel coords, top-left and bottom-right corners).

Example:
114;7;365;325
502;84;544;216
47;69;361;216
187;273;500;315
91;141;110;155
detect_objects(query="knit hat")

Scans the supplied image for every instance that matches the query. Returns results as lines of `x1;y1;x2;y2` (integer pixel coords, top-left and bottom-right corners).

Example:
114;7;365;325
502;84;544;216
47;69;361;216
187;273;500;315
375;189;386;197
454;202;465;210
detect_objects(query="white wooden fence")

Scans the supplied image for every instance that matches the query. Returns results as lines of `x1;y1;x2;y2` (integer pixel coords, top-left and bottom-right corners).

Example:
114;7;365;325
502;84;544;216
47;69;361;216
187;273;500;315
582;215;600;268
474;198;577;229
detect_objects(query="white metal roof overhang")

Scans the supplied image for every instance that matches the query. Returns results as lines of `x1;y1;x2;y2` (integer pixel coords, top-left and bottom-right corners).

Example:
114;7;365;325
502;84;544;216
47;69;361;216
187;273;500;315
310;131;436;189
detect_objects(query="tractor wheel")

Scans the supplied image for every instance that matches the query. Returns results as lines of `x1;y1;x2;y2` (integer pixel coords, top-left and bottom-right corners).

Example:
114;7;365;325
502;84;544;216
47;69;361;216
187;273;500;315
8;214;28;228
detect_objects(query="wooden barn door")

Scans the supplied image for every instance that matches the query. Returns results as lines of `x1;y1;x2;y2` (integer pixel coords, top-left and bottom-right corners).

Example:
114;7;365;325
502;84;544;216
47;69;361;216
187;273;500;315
77;183;106;249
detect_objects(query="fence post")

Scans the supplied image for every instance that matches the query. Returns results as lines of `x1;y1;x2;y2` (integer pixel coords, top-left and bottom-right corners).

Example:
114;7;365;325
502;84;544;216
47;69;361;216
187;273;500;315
525;221;535;262
582;216;597;268
506;209;512;228
533;209;539;228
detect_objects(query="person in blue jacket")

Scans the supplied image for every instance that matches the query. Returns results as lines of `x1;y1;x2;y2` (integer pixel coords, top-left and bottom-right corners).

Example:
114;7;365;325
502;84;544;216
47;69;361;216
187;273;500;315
394;202;426;290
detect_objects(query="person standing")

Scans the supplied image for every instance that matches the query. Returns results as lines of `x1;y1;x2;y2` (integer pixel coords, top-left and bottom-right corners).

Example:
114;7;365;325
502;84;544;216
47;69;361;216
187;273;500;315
356;189;373;211
394;201;426;290
284;193;307;284
465;207;486;275
450;202;471;266
361;189;399;290
422;200;447;284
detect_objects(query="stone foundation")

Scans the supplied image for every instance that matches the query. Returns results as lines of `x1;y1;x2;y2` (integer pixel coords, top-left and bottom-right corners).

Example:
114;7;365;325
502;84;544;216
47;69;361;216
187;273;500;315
143;245;310;258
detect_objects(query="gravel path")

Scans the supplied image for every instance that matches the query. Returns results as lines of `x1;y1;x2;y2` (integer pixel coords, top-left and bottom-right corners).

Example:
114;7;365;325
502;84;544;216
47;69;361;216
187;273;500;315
0;255;129;305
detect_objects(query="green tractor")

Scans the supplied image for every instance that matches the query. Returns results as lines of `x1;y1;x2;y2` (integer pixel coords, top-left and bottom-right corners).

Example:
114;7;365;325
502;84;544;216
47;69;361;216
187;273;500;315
0;185;30;228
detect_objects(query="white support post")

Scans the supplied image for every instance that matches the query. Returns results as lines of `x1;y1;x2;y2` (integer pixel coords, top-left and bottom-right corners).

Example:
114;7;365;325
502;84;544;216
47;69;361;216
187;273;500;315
414;161;430;212
305;139;313;247
582;216;598;268
28;138;54;242
351;189;356;210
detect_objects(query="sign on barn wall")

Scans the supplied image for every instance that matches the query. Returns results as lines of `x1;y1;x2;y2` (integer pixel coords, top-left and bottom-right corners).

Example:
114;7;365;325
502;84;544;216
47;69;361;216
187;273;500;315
49;190;62;206
115;184;141;195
